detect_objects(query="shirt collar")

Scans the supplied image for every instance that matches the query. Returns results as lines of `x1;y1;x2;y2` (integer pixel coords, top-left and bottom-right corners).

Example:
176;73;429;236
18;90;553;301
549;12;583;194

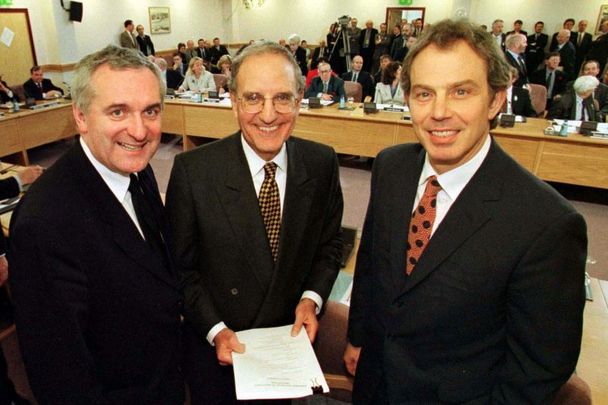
419;134;491;202
80;137;131;203
506;49;520;60
241;134;288;177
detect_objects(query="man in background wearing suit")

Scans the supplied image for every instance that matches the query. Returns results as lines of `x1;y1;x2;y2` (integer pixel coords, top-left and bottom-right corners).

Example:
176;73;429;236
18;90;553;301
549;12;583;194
341;55;374;101
550;29;576;80
22;66;63;100
506;67;537;117
525;21;548;74
530;51;567;109
504;33;529;87
9;45;183;404
571;20;592;75
549;18;575;51
119;19;138;50
490;19;506;52
0;165;42;405
305;61;346;101
587;20;608;76
135;24;155;56
311;40;329;70
166;41;343;404
344;20;586;404
154;57;183;90
547;75;600;121
358;20;378;73
209;37;229;66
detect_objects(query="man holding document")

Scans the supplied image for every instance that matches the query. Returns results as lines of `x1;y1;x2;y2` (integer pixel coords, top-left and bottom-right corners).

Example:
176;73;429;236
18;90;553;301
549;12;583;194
166;41;344;404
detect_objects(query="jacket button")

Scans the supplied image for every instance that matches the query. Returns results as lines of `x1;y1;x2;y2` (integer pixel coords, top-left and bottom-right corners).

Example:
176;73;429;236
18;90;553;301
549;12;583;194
230;288;238;295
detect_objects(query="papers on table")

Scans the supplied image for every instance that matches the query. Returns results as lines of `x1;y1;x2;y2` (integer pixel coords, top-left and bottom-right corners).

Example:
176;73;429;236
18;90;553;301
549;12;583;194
550;120;608;136
175;91;232;106
232;325;329;400
301;98;334;107
375;103;409;112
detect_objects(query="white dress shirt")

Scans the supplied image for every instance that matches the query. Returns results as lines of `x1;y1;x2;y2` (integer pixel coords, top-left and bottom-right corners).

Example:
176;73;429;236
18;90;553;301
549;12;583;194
205;136;323;345
414;135;491;237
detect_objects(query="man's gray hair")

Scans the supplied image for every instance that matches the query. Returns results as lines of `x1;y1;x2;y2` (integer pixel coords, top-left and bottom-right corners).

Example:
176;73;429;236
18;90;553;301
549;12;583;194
229;41;305;94
573;75;599;95
288;34;301;45
505;33;525;49
71;45;165;113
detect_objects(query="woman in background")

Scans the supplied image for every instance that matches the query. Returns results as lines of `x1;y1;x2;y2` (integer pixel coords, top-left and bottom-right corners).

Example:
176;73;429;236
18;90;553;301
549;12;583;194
178;57;216;93
374;61;404;106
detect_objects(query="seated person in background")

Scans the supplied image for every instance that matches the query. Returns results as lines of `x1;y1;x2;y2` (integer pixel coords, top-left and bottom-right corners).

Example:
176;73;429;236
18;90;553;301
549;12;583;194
23;66;63;100
172;52;187;76
216;54;232;93
153;57;183;91
305;61;345;101
177;42;190;64
178;56;216;93
0;74;17;103
341;55;375;101
208;37;230;66
311;40;329;70
530;51;567;109
374;61;404;106
547;75;600;121
305;57;338;87
578;60;608;118
374;54;392;84
505;67;537;117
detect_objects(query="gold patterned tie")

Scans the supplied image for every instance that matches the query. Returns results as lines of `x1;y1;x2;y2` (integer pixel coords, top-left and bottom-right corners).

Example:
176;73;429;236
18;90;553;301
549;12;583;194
406;176;442;275
259;162;281;261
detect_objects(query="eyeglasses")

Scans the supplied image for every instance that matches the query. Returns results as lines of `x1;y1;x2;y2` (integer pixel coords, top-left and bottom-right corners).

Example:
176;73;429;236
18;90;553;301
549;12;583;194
237;92;298;114
319;69;331;74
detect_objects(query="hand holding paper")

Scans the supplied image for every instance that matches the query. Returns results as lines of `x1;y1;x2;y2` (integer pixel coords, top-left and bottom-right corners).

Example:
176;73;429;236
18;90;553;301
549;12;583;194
214;328;245;366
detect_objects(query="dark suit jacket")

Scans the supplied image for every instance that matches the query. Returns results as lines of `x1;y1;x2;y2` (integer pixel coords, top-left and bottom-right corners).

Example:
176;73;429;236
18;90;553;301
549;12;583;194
547;91;599;121
525;32;548;73
293;46;308;75
504;51;529;87
8;142;183;404
208;45;229;65
119;30;138;50
0;80;16;103
348;141;586;404
390;35;407;62
23;78;64;100
550;41;576;80
167;132;343;335
305;76;346;101
166;69;184;90
0;177;19;254
358;28;378;66
136;34;155;56
311;46;329;70
341;70;374;100
530;67;567;98
511;86;537;117
586;33;608;74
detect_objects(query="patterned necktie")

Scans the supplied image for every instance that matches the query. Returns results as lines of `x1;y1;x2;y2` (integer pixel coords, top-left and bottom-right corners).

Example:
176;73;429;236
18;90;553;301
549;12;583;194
259;162;281;261
406;176;442;275
129;173;168;267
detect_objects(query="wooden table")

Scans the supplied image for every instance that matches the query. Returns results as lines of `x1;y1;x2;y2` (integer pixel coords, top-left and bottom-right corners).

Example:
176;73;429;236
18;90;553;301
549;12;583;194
0;101;77;164
162;100;608;189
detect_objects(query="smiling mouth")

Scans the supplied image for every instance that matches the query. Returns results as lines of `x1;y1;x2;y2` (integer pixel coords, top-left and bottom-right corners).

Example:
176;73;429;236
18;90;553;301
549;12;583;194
430;130;458;137
118;141;146;151
258;126;278;133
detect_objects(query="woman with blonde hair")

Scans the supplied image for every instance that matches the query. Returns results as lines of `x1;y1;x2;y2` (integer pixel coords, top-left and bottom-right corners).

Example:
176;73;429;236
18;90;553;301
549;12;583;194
178;56;216;93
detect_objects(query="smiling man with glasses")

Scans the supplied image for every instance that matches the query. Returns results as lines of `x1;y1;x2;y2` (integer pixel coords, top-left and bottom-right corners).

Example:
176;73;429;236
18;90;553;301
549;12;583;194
166;41;344;404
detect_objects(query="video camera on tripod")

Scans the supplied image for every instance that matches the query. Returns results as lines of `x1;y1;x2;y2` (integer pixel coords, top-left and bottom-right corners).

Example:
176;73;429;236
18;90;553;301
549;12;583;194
328;15;352;72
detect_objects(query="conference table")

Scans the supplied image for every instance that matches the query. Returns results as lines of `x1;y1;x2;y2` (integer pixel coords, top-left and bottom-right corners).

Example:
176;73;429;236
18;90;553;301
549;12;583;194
162;99;608;190
1;98;607;190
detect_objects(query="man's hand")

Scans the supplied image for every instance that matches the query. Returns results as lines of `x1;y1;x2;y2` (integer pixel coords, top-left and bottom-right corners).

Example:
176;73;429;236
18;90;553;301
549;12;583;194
321;94;334;102
18;165;44;186
213;327;245;366
343;342;362;376
291;298;318;342
0;256;8;286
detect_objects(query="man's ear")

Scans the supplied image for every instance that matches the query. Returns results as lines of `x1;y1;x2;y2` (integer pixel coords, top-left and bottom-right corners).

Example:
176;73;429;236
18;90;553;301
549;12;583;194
72;104;88;135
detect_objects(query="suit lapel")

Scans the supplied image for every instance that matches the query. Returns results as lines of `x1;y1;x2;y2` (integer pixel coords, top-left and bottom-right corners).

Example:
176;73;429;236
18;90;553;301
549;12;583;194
399;142;503;295
215;134;275;291
67;142;178;289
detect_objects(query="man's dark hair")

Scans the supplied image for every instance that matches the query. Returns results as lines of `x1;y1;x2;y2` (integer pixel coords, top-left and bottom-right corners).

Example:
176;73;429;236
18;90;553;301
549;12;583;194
535;21;544;26
30;65;41;74
124;19;133;28
544;51;560;60
564;18;575;26
514;19;523;25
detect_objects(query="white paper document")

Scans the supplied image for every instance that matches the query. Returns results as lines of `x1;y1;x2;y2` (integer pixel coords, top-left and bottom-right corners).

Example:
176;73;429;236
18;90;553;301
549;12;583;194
232;325;329;400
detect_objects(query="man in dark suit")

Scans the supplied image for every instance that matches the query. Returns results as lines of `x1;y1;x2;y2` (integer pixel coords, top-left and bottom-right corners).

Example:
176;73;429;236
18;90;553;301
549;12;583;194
505;67;537;117
490;19;506;52
288;34;308;76
547;75;600;121
305;61;346;101
22;66;63;100
166;41;343;404
8;45;183;404
0;165;42;405
0;76;17;103
135;24;155;56
505;19;527;36
344;20;586;404
195;38;211;68
549;18;575;51
571;20;592;74
153;57;183;90
530;52;568;109
358;20;378;72
208;37;229;66
550;29;576;80
341;55;374;101
587;20;608;76
504;33;529;87
580;59;608;119
311;40;329;70
525;21;548;74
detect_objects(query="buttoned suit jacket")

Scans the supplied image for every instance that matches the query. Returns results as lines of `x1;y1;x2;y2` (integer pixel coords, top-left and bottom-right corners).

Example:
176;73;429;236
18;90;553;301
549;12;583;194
504;51;529;87
547;91;599;121
119;30;138;49
530;67;567;98
136;34;155;56
8;142;183;404
166;132;343;338
348;141;587;404
23;78;64;100
305;76;346;101
525;32;548;73
341;70;375;100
